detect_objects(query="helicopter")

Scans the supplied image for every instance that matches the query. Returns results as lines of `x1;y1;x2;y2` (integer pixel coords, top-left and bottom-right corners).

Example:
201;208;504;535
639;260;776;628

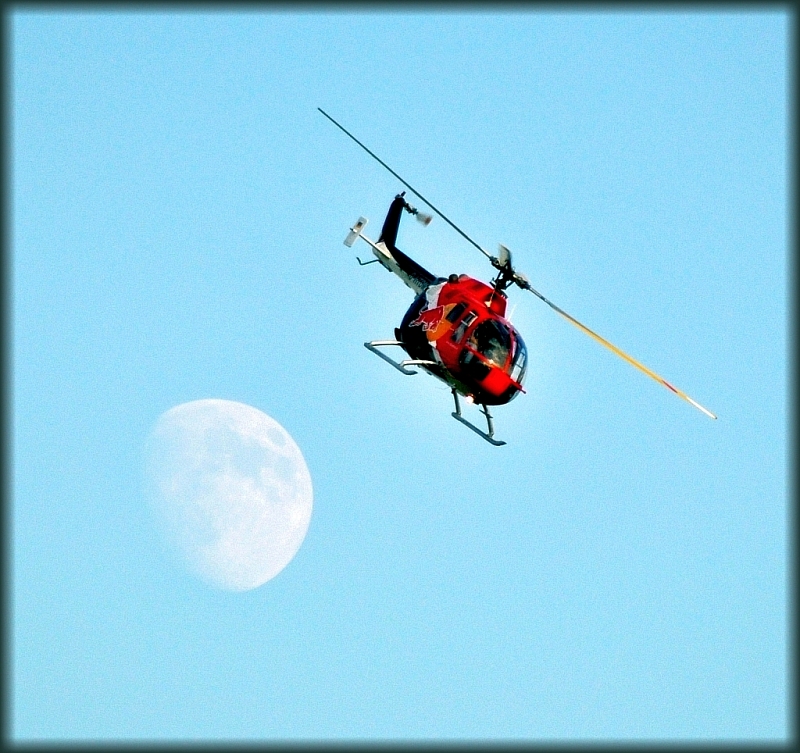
319;108;716;446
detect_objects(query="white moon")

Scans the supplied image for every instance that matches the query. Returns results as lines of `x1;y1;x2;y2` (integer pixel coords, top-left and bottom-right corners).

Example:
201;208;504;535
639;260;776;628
144;399;313;591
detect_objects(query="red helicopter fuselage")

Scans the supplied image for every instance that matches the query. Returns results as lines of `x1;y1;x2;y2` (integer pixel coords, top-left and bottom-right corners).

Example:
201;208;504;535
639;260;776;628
325;108;717;443
397;273;528;406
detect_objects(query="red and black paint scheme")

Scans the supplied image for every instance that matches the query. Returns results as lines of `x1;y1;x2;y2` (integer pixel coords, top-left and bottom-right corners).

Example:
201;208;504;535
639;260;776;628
342;192;530;443
398;277;527;405
380;195;528;407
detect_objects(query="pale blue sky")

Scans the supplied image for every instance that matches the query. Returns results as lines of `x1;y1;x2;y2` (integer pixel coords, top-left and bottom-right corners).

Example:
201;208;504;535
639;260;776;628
12;9;788;741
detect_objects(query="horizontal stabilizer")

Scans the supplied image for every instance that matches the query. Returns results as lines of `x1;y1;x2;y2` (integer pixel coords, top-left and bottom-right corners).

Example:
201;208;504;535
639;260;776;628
344;217;368;247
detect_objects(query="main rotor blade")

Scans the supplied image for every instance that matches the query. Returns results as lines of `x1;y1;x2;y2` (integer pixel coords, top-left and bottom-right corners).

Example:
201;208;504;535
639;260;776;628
318;108;493;261
521;282;717;419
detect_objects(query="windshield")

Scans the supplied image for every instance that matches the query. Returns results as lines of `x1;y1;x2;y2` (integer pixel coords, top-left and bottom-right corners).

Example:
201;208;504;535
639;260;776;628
468;320;511;368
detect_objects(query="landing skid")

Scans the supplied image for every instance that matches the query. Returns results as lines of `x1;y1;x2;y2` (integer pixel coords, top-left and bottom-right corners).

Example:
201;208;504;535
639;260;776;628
364;340;437;376
451;390;506;446
364;339;506;446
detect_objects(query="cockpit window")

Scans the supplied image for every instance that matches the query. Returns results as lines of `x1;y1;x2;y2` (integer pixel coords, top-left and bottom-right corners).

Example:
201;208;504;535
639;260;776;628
469;320;511;368
446;302;467;323
451;311;477;343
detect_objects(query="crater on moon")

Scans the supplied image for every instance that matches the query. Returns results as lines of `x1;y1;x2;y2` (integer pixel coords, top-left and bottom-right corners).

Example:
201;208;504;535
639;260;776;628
144;399;313;591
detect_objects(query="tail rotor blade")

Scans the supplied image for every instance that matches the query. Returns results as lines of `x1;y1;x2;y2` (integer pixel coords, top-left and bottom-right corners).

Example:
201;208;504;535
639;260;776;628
416;212;433;226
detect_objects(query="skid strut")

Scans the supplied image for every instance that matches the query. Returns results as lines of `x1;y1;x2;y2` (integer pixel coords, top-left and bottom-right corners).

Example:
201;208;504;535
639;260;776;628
364;341;506;445
451;389;506;446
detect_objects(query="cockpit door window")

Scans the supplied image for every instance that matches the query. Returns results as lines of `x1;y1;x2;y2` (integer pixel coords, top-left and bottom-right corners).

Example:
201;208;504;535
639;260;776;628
446;302;467;323
451;311;477;343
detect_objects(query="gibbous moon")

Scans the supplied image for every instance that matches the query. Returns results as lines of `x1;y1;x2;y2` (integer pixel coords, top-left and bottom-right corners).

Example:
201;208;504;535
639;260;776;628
144;399;313;591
